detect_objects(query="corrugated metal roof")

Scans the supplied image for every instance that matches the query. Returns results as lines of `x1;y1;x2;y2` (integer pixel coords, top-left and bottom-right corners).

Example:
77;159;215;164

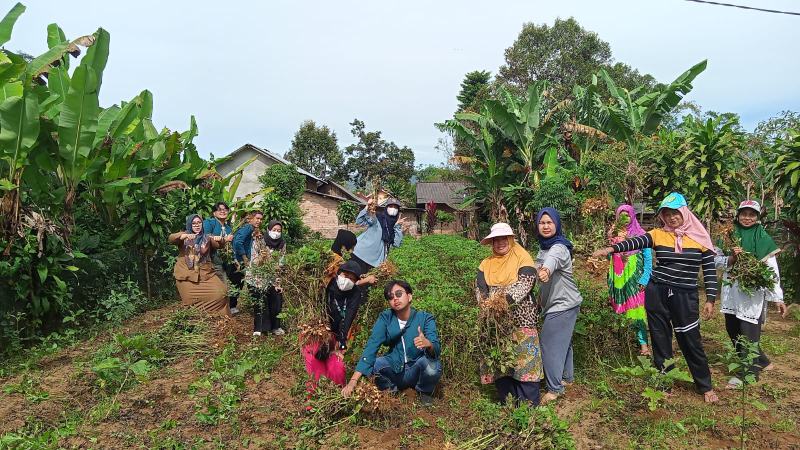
416;182;471;210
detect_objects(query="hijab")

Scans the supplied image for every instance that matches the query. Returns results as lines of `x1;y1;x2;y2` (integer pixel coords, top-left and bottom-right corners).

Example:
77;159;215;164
657;192;715;253
479;236;536;286
535;207;574;256
734;211;779;260
263;219;285;250
331;229;357;256
613;204;646;257
377;209;399;247
183;214;210;269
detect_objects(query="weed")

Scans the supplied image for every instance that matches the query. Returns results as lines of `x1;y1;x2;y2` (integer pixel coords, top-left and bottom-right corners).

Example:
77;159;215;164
771;418;796;433
2;373;49;403
761;382;789;401
613;356;693;410
462;398;575;449
719;337;768;449
411;417;430;429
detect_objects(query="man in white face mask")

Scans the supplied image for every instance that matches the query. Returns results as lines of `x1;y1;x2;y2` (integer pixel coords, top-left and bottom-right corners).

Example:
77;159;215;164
325;260;364;350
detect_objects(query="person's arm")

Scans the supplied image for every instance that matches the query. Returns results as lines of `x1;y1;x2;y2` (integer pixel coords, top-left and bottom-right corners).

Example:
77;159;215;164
505;266;536;304
232;226;250;262
638;248;653;287
355;207;375;226
392;224;403;248
421;315;441;360
764;256;785;303
701;249;718;303
344;315;387;397
592;233;654;258
168;232;185;245
476;270;489;298
539;245;570;282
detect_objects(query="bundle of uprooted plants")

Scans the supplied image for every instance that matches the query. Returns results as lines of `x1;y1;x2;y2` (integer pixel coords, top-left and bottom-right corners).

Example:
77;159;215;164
581;197;609;216
368;259;399;280
721;231;777;296
477;289;518;375
297;319;332;346
304;378;400;434
612;212;631;237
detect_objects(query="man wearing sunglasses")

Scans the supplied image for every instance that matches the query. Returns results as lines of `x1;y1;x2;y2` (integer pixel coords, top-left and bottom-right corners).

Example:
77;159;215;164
342;280;442;406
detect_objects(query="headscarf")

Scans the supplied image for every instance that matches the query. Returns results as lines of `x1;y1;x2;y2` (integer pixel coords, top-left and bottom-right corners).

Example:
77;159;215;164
479;235;536;286
331;229;357;256
264;219;286;250
657;192;715;253
613;204;646;257
535;207;574;256
377;209;399;248
183;214;210;269
734;211;779;260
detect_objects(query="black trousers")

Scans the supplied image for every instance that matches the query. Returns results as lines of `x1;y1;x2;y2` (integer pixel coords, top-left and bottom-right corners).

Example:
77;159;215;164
724;313;770;380
326;294;360;348
495;377;540;406
252;285;283;333
350;254;374;305
645;281;713;393
225;263;244;309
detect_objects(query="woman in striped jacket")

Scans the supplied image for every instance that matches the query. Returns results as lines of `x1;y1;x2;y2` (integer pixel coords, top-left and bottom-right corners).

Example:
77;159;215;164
593;192;719;403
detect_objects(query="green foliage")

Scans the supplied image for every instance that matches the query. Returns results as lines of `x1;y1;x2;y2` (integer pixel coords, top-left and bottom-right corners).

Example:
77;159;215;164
258;191;308;244
718;336;766;447
343;118;415;189
435;210;455;229
336;200;359;225
465;398;575;449
284;120;344;181
257;163;306;202
457;70;492;112
523;175;579;220
614;356;693;411
92;279;146;325
498;17;655;98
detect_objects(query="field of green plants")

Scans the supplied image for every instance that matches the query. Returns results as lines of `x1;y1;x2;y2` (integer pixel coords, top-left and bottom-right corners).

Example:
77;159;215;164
2;2;800;449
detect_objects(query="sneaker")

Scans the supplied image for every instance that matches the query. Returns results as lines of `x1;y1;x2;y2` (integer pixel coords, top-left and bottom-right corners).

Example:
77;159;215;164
272;328;285;336
417;391;434;407
230;307;240;315
252;331;262;336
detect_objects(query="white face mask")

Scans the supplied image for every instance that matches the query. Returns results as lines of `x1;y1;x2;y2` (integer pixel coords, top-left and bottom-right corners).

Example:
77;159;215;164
387;207;399;217
268;231;281;240
337;274;355;291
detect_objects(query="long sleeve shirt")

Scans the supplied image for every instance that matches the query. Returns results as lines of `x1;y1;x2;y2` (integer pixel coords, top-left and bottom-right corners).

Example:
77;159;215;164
612;229;718;302
535;244;583;315
352;207;403;268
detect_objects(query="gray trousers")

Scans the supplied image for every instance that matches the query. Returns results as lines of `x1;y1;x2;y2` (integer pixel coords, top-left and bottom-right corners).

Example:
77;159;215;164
541;305;579;394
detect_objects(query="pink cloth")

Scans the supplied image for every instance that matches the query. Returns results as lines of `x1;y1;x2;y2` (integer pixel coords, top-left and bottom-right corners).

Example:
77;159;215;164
615;204;646;237
661;206;715;253
302;341;346;388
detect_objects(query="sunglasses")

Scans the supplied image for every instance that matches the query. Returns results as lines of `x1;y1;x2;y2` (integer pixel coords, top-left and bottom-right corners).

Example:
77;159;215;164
390;289;405;299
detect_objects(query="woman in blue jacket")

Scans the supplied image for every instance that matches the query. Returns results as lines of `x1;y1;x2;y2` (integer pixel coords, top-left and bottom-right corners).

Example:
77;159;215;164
341;280;442;407
351;198;407;275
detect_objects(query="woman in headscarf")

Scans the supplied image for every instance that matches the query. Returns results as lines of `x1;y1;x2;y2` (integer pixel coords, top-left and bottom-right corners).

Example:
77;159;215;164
717;200;787;388
244;219;287;336
535;208;583;404
168;214;229;315
606;204;653;356
351;198;406;276
593;192;720;403
476;223;542;405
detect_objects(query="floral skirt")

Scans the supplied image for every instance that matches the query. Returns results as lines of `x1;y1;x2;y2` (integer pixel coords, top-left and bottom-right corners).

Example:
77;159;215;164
481;327;543;384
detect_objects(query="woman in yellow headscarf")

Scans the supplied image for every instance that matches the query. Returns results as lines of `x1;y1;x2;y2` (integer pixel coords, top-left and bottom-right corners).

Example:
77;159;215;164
476;223;542;405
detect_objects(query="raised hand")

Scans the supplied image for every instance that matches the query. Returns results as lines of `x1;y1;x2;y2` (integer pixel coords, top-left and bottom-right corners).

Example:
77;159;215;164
413;326;432;350
537;267;550;283
591;247;613;258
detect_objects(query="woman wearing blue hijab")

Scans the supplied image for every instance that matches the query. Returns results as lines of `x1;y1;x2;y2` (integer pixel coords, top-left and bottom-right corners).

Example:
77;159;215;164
534;208;582;404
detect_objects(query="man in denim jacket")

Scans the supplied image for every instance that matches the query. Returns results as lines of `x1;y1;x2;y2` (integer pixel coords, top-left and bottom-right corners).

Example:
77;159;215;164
342;280;442;406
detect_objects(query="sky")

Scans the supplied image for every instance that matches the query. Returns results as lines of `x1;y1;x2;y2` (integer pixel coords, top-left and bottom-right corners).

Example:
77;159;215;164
8;0;800;167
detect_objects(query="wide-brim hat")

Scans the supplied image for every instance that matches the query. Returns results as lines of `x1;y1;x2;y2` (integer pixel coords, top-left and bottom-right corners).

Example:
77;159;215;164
737;200;761;214
480;222;515;245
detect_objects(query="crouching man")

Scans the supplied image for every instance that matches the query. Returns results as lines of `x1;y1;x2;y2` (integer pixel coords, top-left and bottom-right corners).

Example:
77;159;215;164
342;279;443;406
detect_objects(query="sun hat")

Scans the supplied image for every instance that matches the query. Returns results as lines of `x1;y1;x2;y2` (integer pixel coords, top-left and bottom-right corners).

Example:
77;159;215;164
737;200;761;214
480;222;515;245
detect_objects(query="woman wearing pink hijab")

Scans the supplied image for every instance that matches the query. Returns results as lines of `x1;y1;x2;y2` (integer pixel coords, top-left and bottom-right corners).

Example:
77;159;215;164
606;205;653;356
594;193;719;403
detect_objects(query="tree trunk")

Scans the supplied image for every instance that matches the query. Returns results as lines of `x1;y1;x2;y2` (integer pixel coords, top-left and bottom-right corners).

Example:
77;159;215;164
143;251;152;299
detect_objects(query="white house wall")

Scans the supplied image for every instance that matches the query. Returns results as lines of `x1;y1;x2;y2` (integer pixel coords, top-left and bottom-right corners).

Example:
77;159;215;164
217;152;275;201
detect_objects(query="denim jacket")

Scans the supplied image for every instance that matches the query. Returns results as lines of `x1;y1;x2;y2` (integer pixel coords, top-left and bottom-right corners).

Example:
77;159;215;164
355;308;440;376
203;218;232;259
232;224;254;263
352;207;403;267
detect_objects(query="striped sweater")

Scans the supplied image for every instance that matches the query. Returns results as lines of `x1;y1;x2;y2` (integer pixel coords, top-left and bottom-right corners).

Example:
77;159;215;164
611;229;718;302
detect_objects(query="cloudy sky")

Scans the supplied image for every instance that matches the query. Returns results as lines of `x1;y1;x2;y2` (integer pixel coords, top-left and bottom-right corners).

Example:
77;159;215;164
8;0;800;166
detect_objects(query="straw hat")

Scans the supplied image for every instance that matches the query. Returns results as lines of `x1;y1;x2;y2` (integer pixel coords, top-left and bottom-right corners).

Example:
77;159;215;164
480;222;515;245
